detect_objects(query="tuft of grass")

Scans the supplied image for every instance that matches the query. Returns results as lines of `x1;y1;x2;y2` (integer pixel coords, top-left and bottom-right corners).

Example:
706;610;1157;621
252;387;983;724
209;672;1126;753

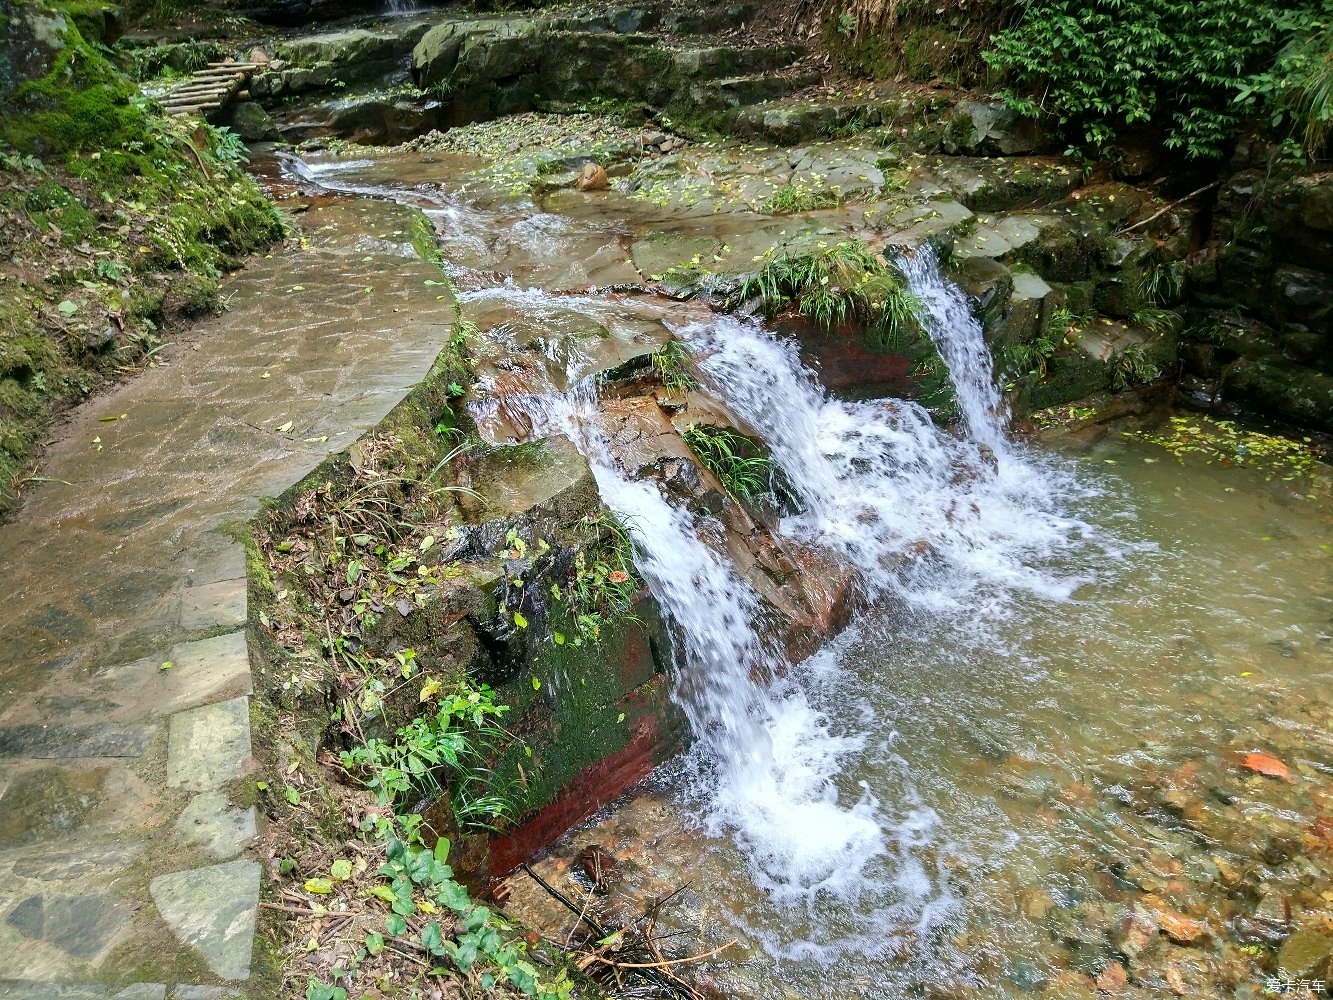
762;181;842;215
681;424;775;504
649;337;697;397
737;239;921;349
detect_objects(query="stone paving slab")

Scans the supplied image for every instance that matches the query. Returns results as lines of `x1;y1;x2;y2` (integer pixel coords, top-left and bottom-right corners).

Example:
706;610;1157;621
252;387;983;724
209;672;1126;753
174;792;256;861
0;194;457;990
149;861;261;981
0;722;158;759
166;698;252;793
179;580;247;632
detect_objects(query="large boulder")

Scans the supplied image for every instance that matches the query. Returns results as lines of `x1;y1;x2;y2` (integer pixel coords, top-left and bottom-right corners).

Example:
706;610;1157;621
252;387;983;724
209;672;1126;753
228;101;280;142
943;100;1043;156
273;92;445;145
276;29;400;69
0;0;142;153
412;19;544;88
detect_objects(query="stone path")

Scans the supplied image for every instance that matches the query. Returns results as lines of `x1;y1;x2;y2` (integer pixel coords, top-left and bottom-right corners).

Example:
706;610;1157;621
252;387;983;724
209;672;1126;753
0;193;455;995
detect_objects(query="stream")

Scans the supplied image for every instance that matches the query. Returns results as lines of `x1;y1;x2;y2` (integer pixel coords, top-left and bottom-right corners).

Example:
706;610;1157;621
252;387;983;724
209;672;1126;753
284;149;1333;998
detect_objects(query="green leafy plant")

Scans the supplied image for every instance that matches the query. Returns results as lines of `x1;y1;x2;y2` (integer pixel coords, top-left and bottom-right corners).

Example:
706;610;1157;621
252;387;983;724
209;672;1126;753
557;514;641;643
202;125;249;169
738;240;920;348
984;0;1327;159
998;336;1057;389
682;424;775;504
339;681;519;829
1110;345;1164;390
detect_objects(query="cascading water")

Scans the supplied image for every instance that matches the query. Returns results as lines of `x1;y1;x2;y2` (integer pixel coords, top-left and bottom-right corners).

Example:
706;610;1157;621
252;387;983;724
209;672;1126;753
462;249;1105;961
897;247;1012;453
291;148;1106;958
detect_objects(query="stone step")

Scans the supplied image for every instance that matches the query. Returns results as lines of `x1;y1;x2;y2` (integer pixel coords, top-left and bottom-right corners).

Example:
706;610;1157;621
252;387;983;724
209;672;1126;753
685;69;822;112
670;43;805;78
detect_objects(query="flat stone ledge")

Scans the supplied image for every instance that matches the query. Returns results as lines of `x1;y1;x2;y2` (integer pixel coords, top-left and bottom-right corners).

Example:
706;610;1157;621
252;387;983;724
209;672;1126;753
174;792;256;861
166;699;251;793
150;860;260;982
179;580;247;632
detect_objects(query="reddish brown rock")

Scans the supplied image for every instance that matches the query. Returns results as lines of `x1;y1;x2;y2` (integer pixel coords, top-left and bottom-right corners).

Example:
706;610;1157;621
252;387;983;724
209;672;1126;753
1240;750;1292;781
1156;909;1208;945
1095;961;1128;992
576;163;609;191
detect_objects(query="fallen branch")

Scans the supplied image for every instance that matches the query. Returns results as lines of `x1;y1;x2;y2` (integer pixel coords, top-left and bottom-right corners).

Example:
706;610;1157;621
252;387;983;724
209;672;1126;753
1115;181;1220;236
581;939;738;969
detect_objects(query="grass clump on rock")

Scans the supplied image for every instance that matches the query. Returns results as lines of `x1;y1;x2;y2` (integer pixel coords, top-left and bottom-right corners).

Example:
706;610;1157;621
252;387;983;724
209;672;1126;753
738;239;920;348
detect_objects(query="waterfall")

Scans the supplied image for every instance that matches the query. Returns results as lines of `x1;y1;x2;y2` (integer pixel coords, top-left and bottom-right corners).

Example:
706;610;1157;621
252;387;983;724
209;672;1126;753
463;252;1097;954
897;246;1010;453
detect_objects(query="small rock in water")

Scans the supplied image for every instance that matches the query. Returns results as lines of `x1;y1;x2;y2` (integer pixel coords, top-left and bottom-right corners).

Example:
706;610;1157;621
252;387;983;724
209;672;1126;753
1277;928;1333;979
576;163;609;191
1240;750;1292;781
1115;903;1158;960
1095;961;1128;992
577;844;621;893
1254;890;1290;925
1155;908;1208;945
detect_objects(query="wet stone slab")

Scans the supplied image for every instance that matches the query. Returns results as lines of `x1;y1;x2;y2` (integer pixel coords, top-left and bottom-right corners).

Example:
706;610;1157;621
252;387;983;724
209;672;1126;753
178;580;247;632
166;698;251;793
150;861;260;981
9;841;145;882
0;766;109;846
0;722;158;760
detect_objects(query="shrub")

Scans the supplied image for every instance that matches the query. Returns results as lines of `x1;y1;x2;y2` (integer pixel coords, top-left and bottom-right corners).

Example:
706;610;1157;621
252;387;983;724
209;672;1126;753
984;0;1331;159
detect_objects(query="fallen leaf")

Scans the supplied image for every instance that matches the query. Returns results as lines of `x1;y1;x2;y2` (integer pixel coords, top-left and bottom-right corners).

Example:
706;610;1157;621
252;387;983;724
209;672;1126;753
1241;751;1291;781
260;372;270;379
277;420;293;433
330;859;353;881
304;877;332;894
160;660;173;671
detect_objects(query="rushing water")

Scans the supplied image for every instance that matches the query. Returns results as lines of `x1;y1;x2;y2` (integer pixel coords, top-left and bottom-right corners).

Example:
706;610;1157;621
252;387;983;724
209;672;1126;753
452;244;1119;966
284;152;1333;996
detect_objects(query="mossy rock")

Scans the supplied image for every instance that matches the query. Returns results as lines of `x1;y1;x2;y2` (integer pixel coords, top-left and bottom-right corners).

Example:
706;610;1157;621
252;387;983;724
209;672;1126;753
0;1;142;154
